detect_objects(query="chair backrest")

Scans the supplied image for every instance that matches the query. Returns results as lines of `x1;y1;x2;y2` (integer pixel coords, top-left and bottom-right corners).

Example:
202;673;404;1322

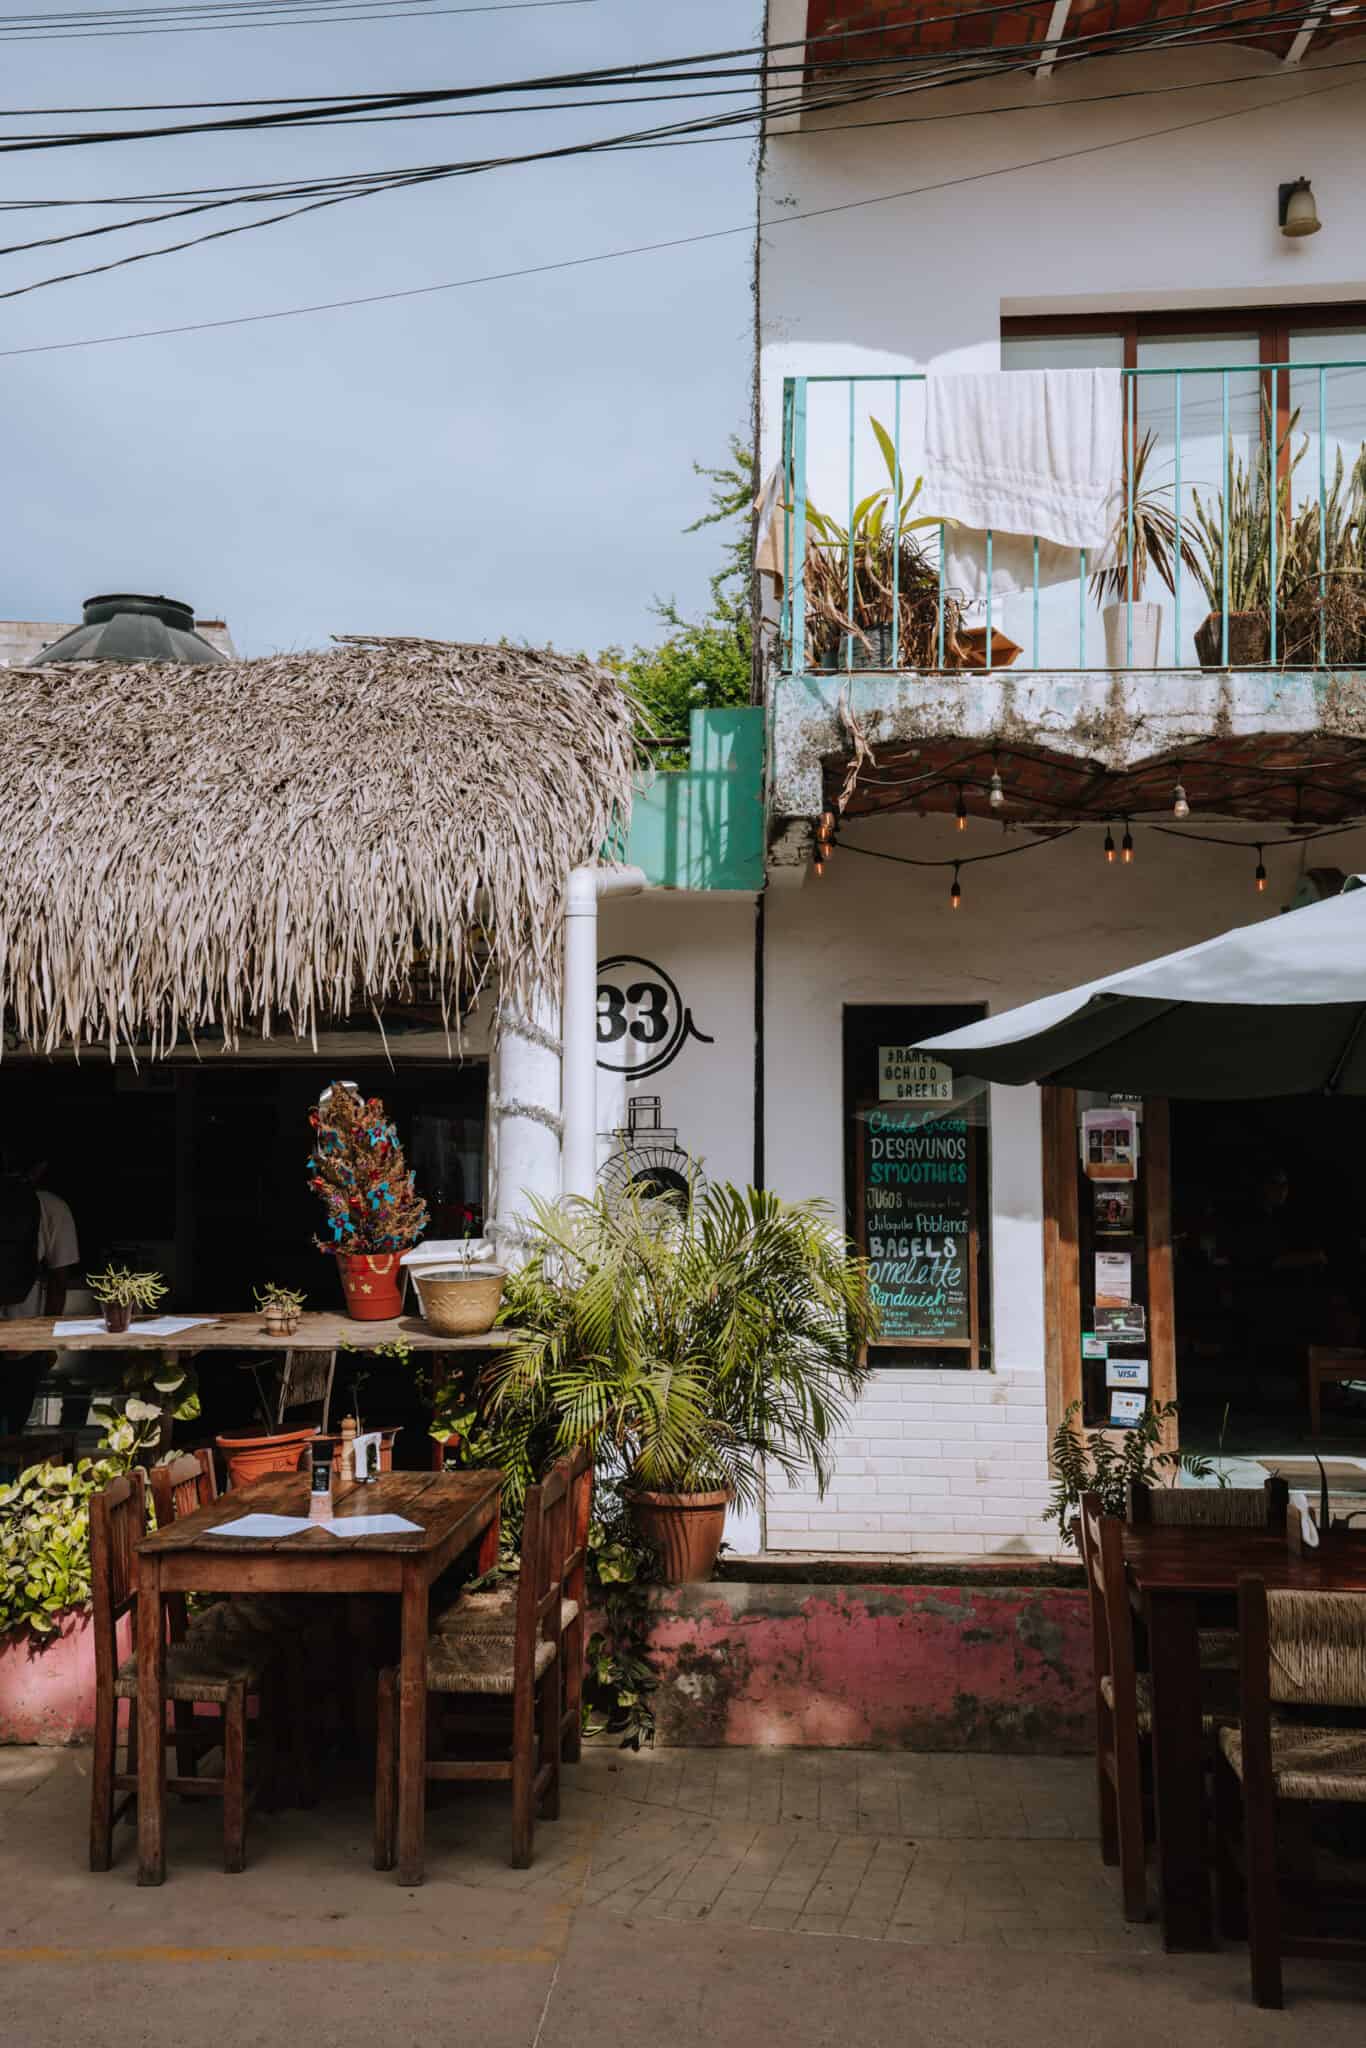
550;1445;593;1615
89;1469;148;1686
1264;1585;1366;1709
278;1350;336;1432
1128;1477;1288;1534
0;1432;76;1482
149;1447;216;1529
514;1459;571;1696
1080;1491;1140;1727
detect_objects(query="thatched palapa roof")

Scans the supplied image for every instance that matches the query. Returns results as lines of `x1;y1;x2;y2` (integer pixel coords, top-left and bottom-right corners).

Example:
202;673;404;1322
0;636;637;1056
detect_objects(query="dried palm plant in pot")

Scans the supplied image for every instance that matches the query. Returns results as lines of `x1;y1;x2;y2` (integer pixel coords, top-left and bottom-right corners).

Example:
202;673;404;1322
486;1182;877;1582
1277;443;1366;665
1089;430;1201;668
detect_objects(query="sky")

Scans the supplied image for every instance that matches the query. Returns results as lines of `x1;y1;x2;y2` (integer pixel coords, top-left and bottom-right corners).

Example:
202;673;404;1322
2;1;761;655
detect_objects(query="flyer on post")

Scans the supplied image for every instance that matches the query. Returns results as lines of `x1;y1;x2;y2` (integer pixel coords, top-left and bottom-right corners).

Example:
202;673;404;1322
1094;1250;1133;1308
1095;1303;1146;1341
1081;1107;1139;1182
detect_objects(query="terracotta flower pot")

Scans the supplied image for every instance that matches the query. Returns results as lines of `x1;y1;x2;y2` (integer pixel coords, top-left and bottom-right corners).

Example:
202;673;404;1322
101;1302;133;1334
215;1425;319;1489
627;1488;731;1583
414;1267;505;1336
336;1251;403;1320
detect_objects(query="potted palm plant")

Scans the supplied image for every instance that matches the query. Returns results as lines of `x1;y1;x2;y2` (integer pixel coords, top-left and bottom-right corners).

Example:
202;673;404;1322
486;1182;877;1581
1090;430;1200;668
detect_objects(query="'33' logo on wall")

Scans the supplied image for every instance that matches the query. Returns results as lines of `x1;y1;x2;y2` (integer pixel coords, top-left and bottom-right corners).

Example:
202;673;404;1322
596;955;713;1079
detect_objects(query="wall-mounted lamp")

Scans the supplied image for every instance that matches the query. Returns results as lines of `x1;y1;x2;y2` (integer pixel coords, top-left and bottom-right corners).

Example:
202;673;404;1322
1279;178;1321;239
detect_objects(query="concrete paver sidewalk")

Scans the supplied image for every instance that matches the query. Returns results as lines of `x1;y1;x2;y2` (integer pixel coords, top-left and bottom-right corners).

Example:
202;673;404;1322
2;1744;1363;2045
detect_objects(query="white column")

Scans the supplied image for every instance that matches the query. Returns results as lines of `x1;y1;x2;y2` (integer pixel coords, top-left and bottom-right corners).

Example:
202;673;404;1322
488;984;562;1268
562;863;645;1199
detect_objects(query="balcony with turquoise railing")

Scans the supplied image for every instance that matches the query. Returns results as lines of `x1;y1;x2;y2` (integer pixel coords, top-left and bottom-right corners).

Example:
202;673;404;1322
770;365;1366;832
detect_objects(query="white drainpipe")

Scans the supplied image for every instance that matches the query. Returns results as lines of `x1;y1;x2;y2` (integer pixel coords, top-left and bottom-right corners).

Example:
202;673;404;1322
562;862;646;1199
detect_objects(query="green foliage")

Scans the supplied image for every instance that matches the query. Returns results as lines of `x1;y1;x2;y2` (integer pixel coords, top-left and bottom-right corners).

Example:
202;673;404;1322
0;1413;160;1639
582;1481;659;1747
600;435;754;756
89;1352;201;1432
1189;407;1304;615
800;414;948;663
1089;430;1202;605
254;1281;307;1316
486;1181;877;1515
1044;1399;1220;1550
86;1263;168;1312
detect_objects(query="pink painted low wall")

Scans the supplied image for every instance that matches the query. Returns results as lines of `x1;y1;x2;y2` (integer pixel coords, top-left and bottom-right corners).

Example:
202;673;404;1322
0;1609;124;1745
624;1575;1093;1752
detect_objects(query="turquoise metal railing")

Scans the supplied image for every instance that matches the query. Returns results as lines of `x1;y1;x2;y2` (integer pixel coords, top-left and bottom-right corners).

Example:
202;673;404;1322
777;362;1366;676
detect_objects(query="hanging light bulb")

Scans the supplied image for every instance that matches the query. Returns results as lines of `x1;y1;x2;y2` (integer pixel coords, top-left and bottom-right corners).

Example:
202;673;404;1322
949;864;962;910
812;848;825;878
955;787;968;831
1121;824;1135;865
1173;781;1190;820
816;809;837;847
1255;846;1267;894
988;764;1004;809
1104;827;1116;865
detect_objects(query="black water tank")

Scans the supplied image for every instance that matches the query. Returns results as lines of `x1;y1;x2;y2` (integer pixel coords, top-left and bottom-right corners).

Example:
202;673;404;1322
35;593;228;665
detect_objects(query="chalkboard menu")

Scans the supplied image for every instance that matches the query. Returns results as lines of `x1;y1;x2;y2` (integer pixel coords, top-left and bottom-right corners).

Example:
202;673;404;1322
855;1104;980;1364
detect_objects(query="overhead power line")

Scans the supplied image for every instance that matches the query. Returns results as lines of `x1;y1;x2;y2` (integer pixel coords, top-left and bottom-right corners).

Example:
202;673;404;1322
0;0;593;38
4;65;1360;358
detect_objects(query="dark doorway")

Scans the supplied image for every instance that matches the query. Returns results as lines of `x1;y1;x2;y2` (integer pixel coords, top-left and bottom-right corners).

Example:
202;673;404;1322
1172;1097;1366;1462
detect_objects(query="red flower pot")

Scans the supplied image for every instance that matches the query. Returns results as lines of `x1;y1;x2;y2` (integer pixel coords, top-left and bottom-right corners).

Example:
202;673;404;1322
215;1426;319;1489
336;1252;403;1321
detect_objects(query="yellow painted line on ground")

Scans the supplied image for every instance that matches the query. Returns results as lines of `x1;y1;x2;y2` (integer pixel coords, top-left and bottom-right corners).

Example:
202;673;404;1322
0;1942;561;1967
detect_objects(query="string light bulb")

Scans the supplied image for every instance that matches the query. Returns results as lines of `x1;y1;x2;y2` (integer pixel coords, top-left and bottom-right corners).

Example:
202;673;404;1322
949;864;962;910
1104;827;1116;865
1121;825;1134;865
1172;781;1190;820
955;787;968;831
812;846;825;878
816;809;836;847
1255;846;1267;894
988;765;1004;809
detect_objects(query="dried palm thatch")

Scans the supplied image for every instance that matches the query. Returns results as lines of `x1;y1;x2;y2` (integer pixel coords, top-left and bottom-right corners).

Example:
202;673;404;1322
0;636;638;1057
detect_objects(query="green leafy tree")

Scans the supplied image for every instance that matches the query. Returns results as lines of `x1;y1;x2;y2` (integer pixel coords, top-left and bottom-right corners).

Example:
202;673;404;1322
601;435;754;750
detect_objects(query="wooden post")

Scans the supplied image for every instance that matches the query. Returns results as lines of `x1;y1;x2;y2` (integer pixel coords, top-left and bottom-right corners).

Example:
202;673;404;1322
136;1552;166;1885
1041;1084;1081;1438
396;1560;429;1886
1144;1097;1178;1444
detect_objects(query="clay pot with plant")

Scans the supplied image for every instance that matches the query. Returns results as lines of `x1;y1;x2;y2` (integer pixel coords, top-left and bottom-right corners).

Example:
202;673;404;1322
485;1182;877;1582
1090;429;1201;669
86;1263;168;1335
254;1281;306;1337
799;415;958;672
306;1082;428;1320
1188;408;1304;668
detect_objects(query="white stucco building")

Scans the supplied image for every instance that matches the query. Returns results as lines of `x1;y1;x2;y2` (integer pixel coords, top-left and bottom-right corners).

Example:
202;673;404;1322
596;5;1366;1558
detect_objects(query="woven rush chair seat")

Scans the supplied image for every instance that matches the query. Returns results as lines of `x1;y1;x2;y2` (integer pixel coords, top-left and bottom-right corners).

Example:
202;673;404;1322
434;1584;580;1635
115;1632;267;1705
426;1630;556;1696
1219;1723;1366;1801
1099;1671;1231;1737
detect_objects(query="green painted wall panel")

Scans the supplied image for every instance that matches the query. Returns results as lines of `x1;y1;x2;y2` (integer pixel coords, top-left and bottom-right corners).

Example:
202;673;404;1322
625;707;765;892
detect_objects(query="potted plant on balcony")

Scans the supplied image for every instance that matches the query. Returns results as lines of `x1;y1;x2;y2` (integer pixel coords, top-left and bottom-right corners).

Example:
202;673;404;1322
86;1262;168;1335
1090;430;1200;669
485;1182;877;1581
307;1083;428;1320
802;415;955;671
1189;408;1302;668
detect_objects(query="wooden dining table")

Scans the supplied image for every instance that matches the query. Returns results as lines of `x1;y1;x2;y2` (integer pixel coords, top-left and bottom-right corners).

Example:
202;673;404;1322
1122;1524;1366;1952
135;1466;503;1887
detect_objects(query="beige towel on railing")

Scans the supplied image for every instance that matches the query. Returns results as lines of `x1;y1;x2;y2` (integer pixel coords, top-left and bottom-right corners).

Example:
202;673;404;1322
923;368;1123;598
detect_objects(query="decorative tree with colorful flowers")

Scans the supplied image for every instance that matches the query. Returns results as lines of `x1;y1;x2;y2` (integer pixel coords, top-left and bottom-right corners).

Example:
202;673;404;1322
307;1082;429;1255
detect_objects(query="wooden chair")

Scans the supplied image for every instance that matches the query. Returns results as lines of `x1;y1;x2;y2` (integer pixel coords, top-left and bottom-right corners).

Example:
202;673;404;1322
374;1458;568;1872
242;1348;337;1436
430;1446;593;1761
1127;1476;1289;1532
89;1469;274;1874
1215;1579;1366;2008
1080;1493;1149;1921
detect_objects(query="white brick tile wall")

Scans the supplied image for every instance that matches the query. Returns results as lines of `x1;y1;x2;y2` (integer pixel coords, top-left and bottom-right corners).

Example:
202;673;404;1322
766;1366;1052;1558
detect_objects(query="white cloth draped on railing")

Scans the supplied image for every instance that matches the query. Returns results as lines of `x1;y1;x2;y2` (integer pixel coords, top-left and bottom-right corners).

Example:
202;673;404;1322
922;367;1124;599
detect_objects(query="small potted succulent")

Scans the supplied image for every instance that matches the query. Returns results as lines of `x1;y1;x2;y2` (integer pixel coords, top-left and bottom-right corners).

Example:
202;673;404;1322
254;1281;306;1337
87;1263;168;1335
